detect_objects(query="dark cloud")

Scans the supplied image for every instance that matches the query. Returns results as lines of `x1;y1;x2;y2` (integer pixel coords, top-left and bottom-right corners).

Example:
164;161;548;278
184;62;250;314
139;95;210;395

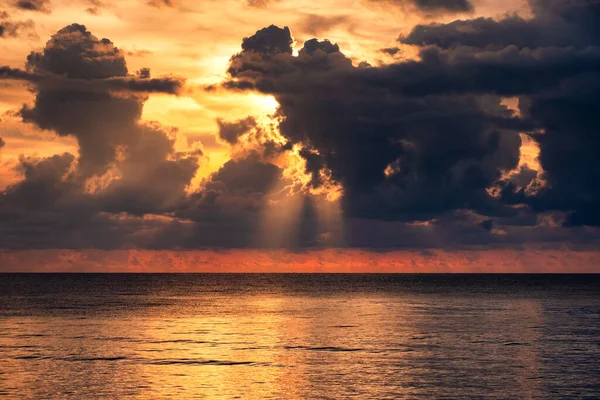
361;46;600;97
526;76;600;226
209;152;281;196
241;25;293;54
1;65;184;94
26;24;128;79
412;0;473;12
0;11;35;39
4;0;600;252
399;0;600;227
6;24;186;178
98;125;200;216
369;0;473;14
224;27;532;223
136;68;151;79
0;66;37;81
301;38;340;55
414;0;473;12
2;153;78;211
0;25;202;249
217;116;257;144
378;46;402;56
225;0;600;232
480;219;494;231
1;24;199;225
15;0;52;13
402;0;600;49
0;137;5;149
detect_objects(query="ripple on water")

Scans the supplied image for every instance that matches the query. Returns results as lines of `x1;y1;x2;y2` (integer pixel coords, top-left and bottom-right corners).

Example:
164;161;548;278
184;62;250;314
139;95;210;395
148;359;262;366
60;356;128;362
284;345;364;352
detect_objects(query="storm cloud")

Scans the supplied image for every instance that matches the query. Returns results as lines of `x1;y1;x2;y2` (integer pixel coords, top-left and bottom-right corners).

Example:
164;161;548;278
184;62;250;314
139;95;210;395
226;26;524;222
400;0;600;226
223;0;600;232
0;24;202;248
2;0;600;252
12;24;188;177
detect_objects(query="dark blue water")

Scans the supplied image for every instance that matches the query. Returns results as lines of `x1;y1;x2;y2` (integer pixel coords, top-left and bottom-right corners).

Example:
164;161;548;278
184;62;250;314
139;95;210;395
1;274;599;399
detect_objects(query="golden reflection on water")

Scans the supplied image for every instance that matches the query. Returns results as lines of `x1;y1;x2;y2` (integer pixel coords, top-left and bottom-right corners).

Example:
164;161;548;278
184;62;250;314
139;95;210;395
1;276;599;399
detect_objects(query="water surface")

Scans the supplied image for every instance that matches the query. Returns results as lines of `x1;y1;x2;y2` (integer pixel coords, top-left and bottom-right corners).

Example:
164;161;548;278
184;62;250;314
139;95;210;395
1;274;599;399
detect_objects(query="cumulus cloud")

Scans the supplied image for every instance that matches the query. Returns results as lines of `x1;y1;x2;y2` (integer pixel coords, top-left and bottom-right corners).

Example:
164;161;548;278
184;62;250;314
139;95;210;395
3;0;600;252
6;24;188;178
225;25;524;223
222;0;600;232
0;24;201;249
400;0;600;227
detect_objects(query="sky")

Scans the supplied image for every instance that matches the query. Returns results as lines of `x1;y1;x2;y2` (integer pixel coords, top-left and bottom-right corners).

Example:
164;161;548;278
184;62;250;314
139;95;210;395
1;0;600;272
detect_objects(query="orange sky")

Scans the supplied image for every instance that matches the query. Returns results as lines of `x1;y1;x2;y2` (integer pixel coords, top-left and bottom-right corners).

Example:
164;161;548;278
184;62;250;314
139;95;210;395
2;0;599;272
0;0;531;186
1;247;599;272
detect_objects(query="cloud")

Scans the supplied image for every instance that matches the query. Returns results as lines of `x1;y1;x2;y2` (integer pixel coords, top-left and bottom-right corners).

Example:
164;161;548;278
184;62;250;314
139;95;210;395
83;0;104;15
224;1;600;230
209;152;281;196
225;26;527;223
0;24;202;250
217;116;257;144
7;24;188;178
368;0;473;15
1;66;185;95
0;11;36;39
245;0;278;8
241;24;294;54
402;0;600;48
3;1;600;253
412;0;472;12
25;24;126;79
2;153;78;211
296;14;351;36
15;0;52;13
1;23;285;251
147;0;179;7
378;46;402;56
400;0;600;227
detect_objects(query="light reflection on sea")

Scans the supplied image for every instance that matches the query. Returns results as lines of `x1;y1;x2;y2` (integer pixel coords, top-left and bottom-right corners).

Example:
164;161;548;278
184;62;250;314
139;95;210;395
0;274;599;399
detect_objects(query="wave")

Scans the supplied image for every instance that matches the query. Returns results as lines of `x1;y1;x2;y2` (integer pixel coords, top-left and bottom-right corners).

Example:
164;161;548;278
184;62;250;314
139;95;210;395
284;345;363;352
60;356;128;362
148;359;259;366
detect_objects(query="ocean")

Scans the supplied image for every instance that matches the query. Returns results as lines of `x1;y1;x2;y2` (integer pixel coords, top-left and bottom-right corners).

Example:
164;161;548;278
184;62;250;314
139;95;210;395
1;274;599;399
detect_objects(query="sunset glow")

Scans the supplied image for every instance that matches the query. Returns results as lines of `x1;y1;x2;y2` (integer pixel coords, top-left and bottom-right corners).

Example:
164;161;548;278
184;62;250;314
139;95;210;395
1;0;600;271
